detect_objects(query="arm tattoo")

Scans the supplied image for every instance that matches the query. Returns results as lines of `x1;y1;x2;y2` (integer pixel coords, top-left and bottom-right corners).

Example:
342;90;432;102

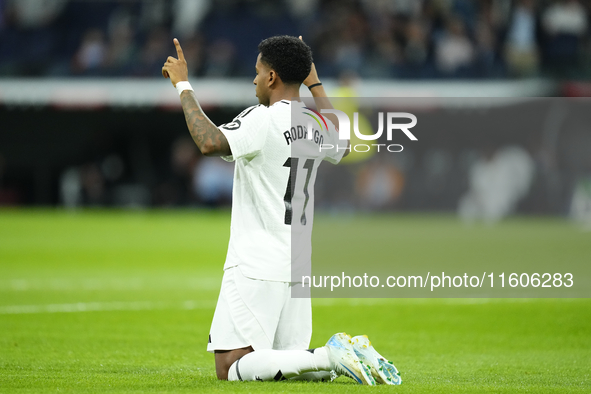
180;91;231;156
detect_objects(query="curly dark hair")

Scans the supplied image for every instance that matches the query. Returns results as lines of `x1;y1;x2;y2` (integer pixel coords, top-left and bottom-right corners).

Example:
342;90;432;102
258;35;312;85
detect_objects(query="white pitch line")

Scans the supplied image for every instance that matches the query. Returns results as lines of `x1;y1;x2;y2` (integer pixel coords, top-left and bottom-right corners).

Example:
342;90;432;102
0;297;565;315
0;277;221;291
0;300;216;315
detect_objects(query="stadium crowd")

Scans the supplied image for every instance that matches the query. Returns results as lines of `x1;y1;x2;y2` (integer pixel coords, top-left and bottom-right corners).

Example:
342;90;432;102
0;0;589;79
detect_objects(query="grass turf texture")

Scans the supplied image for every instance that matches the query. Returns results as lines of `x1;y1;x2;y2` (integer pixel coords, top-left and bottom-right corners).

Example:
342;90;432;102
0;209;590;393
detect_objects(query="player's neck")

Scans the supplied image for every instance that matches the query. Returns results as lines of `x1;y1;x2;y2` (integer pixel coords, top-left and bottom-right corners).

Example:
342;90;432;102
268;85;301;106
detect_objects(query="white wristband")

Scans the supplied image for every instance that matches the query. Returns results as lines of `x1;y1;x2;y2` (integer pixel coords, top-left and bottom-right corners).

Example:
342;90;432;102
176;81;193;95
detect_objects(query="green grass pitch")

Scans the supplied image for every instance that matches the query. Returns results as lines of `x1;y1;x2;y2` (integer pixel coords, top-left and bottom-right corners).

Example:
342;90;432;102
0;209;590;393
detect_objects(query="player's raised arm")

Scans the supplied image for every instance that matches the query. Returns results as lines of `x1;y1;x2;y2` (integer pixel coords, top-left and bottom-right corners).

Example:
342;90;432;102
298;36;338;129
299;36;349;156
162;38;231;156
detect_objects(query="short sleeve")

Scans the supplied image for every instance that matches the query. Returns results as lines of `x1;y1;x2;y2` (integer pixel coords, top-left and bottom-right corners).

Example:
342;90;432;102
219;105;269;162
323;118;349;165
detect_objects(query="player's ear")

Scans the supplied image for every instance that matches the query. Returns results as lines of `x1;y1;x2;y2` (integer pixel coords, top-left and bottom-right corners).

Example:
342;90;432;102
268;70;277;87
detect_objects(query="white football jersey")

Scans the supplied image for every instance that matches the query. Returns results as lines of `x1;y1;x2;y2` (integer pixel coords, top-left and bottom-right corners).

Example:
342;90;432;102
218;99;347;281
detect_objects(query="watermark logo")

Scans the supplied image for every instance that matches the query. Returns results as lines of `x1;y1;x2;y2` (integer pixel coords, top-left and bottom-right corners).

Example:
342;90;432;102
319;110;417;153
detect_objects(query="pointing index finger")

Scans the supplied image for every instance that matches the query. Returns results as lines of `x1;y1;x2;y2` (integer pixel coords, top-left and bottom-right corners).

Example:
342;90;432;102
174;38;185;61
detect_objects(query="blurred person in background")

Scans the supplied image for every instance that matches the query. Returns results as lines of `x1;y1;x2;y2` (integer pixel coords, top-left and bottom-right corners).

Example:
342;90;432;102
135;26;171;77
60;154;126;208
170;0;208;76
80;162;107;206
203;38;236;77
458;145;535;224
72;28;107;75
105;15;138;76
356;155;405;210
164;136;234;207
60;167;83;209
178;34;204;77
2;0;67;75
285;0;319;20
541;0;588;76
4;0;66;28
138;0;169;32
505;0;540;77
402;19;431;78
170;136;200;205
360;0;403;77
172;0;211;38
434;15;475;77
152;137;196;207
192;157;233;207
474;18;500;77
333;9;368;75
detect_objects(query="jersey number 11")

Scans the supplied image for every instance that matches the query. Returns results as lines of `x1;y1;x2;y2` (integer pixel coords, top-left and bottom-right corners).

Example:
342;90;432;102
283;157;316;226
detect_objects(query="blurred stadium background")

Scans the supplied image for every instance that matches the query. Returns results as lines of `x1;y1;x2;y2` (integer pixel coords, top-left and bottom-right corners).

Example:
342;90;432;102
0;0;590;223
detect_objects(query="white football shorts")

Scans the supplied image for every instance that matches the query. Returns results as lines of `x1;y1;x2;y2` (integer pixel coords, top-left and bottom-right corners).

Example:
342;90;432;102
207;266;312;353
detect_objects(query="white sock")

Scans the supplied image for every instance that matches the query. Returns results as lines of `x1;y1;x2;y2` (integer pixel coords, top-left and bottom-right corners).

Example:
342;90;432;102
227;347;330;381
